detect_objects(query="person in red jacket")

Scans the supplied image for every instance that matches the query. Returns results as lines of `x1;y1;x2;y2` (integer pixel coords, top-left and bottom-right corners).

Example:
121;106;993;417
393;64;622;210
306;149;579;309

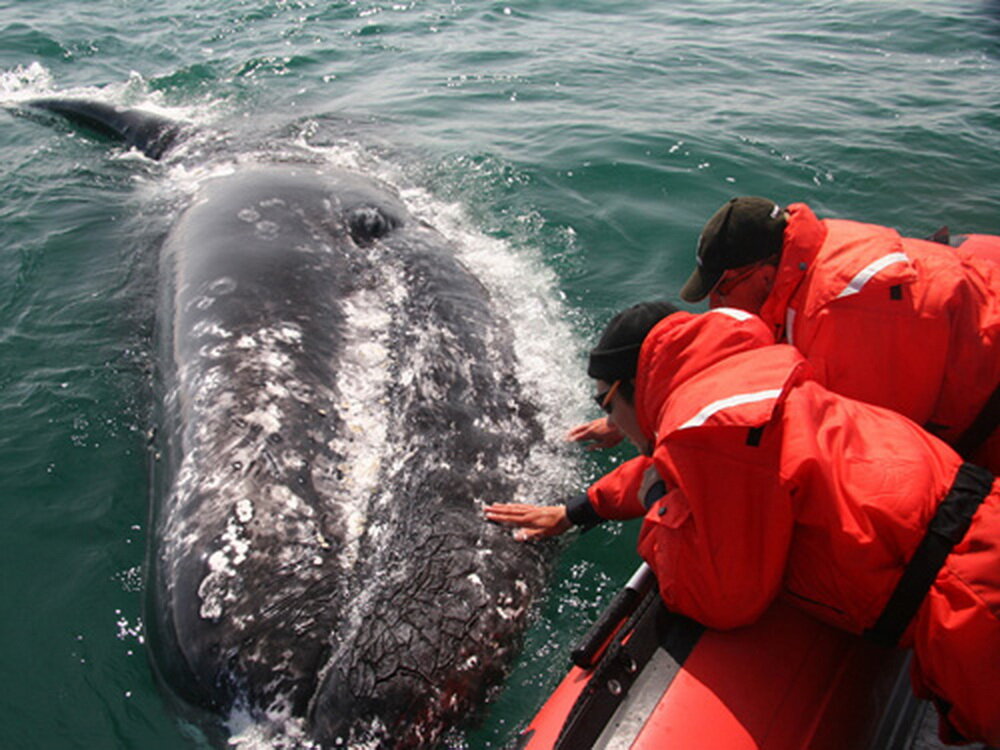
487;302;1000;745
569;200;1000;472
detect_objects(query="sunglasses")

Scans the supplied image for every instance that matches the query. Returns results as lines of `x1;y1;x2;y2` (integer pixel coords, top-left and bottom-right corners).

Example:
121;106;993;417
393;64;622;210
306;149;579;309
593;380;621;414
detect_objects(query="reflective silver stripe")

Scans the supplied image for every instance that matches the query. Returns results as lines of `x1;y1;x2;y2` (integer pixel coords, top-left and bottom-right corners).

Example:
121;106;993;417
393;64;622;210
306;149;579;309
678;388;783;430
709;307;755;321
836;252;910;299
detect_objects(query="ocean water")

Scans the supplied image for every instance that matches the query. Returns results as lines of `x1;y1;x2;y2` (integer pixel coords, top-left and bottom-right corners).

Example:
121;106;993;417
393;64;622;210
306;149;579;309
1;1;999;748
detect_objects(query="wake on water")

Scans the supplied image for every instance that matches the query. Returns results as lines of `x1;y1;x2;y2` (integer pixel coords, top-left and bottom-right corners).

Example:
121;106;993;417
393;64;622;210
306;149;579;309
1;64;590;748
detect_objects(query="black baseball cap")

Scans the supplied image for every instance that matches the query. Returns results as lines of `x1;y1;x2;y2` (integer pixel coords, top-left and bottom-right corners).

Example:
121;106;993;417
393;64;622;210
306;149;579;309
587;301;679;383
679;197;787;302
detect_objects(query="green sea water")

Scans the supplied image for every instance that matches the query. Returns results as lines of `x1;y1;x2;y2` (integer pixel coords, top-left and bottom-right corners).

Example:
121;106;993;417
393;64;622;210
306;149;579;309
1;2;999;748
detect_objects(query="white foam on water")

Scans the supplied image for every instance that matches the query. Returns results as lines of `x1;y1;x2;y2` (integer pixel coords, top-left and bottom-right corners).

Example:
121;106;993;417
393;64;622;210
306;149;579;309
0;62;54;98
291;119;376;174
226;708;320;750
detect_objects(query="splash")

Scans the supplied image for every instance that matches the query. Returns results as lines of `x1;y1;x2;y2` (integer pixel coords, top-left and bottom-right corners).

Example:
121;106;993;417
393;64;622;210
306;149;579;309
0;62;54;99
226;709;321;750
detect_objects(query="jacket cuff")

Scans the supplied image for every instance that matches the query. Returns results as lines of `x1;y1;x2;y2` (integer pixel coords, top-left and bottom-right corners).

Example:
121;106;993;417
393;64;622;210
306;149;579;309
565;492;602;530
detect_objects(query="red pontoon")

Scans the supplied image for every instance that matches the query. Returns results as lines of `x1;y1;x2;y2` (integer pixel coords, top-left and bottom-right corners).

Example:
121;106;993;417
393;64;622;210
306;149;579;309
516;565;934;750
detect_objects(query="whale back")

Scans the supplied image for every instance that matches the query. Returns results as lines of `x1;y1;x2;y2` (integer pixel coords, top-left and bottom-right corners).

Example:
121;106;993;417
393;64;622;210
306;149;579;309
147;165;550;743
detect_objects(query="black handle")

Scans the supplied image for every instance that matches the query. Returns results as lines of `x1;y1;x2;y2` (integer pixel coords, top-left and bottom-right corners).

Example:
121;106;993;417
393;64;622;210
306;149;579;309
570;564;655;668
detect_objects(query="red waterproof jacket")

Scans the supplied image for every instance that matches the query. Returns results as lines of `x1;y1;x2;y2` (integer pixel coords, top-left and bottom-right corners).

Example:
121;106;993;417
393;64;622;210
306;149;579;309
585;310;1000;743
754;204;1000;472
955;233;1000;268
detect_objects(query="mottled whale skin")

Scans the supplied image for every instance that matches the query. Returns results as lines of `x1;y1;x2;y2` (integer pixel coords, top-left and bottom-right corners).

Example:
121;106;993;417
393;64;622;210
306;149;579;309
29;100;551;747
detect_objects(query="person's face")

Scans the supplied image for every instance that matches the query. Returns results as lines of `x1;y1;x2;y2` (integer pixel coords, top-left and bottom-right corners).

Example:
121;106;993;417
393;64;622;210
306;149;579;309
708;261;776;313
595;379;651;455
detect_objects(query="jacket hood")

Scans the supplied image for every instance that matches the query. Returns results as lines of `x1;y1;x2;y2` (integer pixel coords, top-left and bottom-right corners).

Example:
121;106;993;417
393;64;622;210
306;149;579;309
760;203;918;337
633;308;783;439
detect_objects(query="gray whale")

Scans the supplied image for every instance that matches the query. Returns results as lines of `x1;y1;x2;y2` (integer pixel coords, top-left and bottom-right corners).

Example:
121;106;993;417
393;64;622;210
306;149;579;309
27;99;553;748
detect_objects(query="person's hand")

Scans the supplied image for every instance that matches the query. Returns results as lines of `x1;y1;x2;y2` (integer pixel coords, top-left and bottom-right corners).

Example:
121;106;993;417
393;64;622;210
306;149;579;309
484;503;571;541
565;417;623;450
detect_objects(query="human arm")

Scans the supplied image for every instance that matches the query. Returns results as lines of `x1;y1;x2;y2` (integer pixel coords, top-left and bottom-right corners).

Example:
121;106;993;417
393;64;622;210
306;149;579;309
565;417;624;450
483;503;572;541
587;455;654;519
486;455;655;542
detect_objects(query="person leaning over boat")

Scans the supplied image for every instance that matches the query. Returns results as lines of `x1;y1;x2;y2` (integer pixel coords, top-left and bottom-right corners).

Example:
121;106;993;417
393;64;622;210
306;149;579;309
486;302;1000;746
568;199;1000;473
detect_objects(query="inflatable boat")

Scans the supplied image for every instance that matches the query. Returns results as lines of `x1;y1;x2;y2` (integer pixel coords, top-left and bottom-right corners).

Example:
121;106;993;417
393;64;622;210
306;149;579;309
515;565;930;750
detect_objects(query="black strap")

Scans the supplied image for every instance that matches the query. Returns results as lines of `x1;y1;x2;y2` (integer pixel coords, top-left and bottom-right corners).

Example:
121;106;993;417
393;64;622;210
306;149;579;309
642;479;667;510
571;566;656;669
554;590;703;750
864;462;994;647
565;491;602;530
954;380;1000;461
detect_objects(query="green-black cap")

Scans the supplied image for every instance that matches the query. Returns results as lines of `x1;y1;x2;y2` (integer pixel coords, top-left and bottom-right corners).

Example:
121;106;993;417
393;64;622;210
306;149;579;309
680;197;786;303
587;301;679;383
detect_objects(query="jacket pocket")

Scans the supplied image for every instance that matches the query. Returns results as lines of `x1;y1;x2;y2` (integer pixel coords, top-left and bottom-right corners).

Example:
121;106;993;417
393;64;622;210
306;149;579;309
644;488;692;530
